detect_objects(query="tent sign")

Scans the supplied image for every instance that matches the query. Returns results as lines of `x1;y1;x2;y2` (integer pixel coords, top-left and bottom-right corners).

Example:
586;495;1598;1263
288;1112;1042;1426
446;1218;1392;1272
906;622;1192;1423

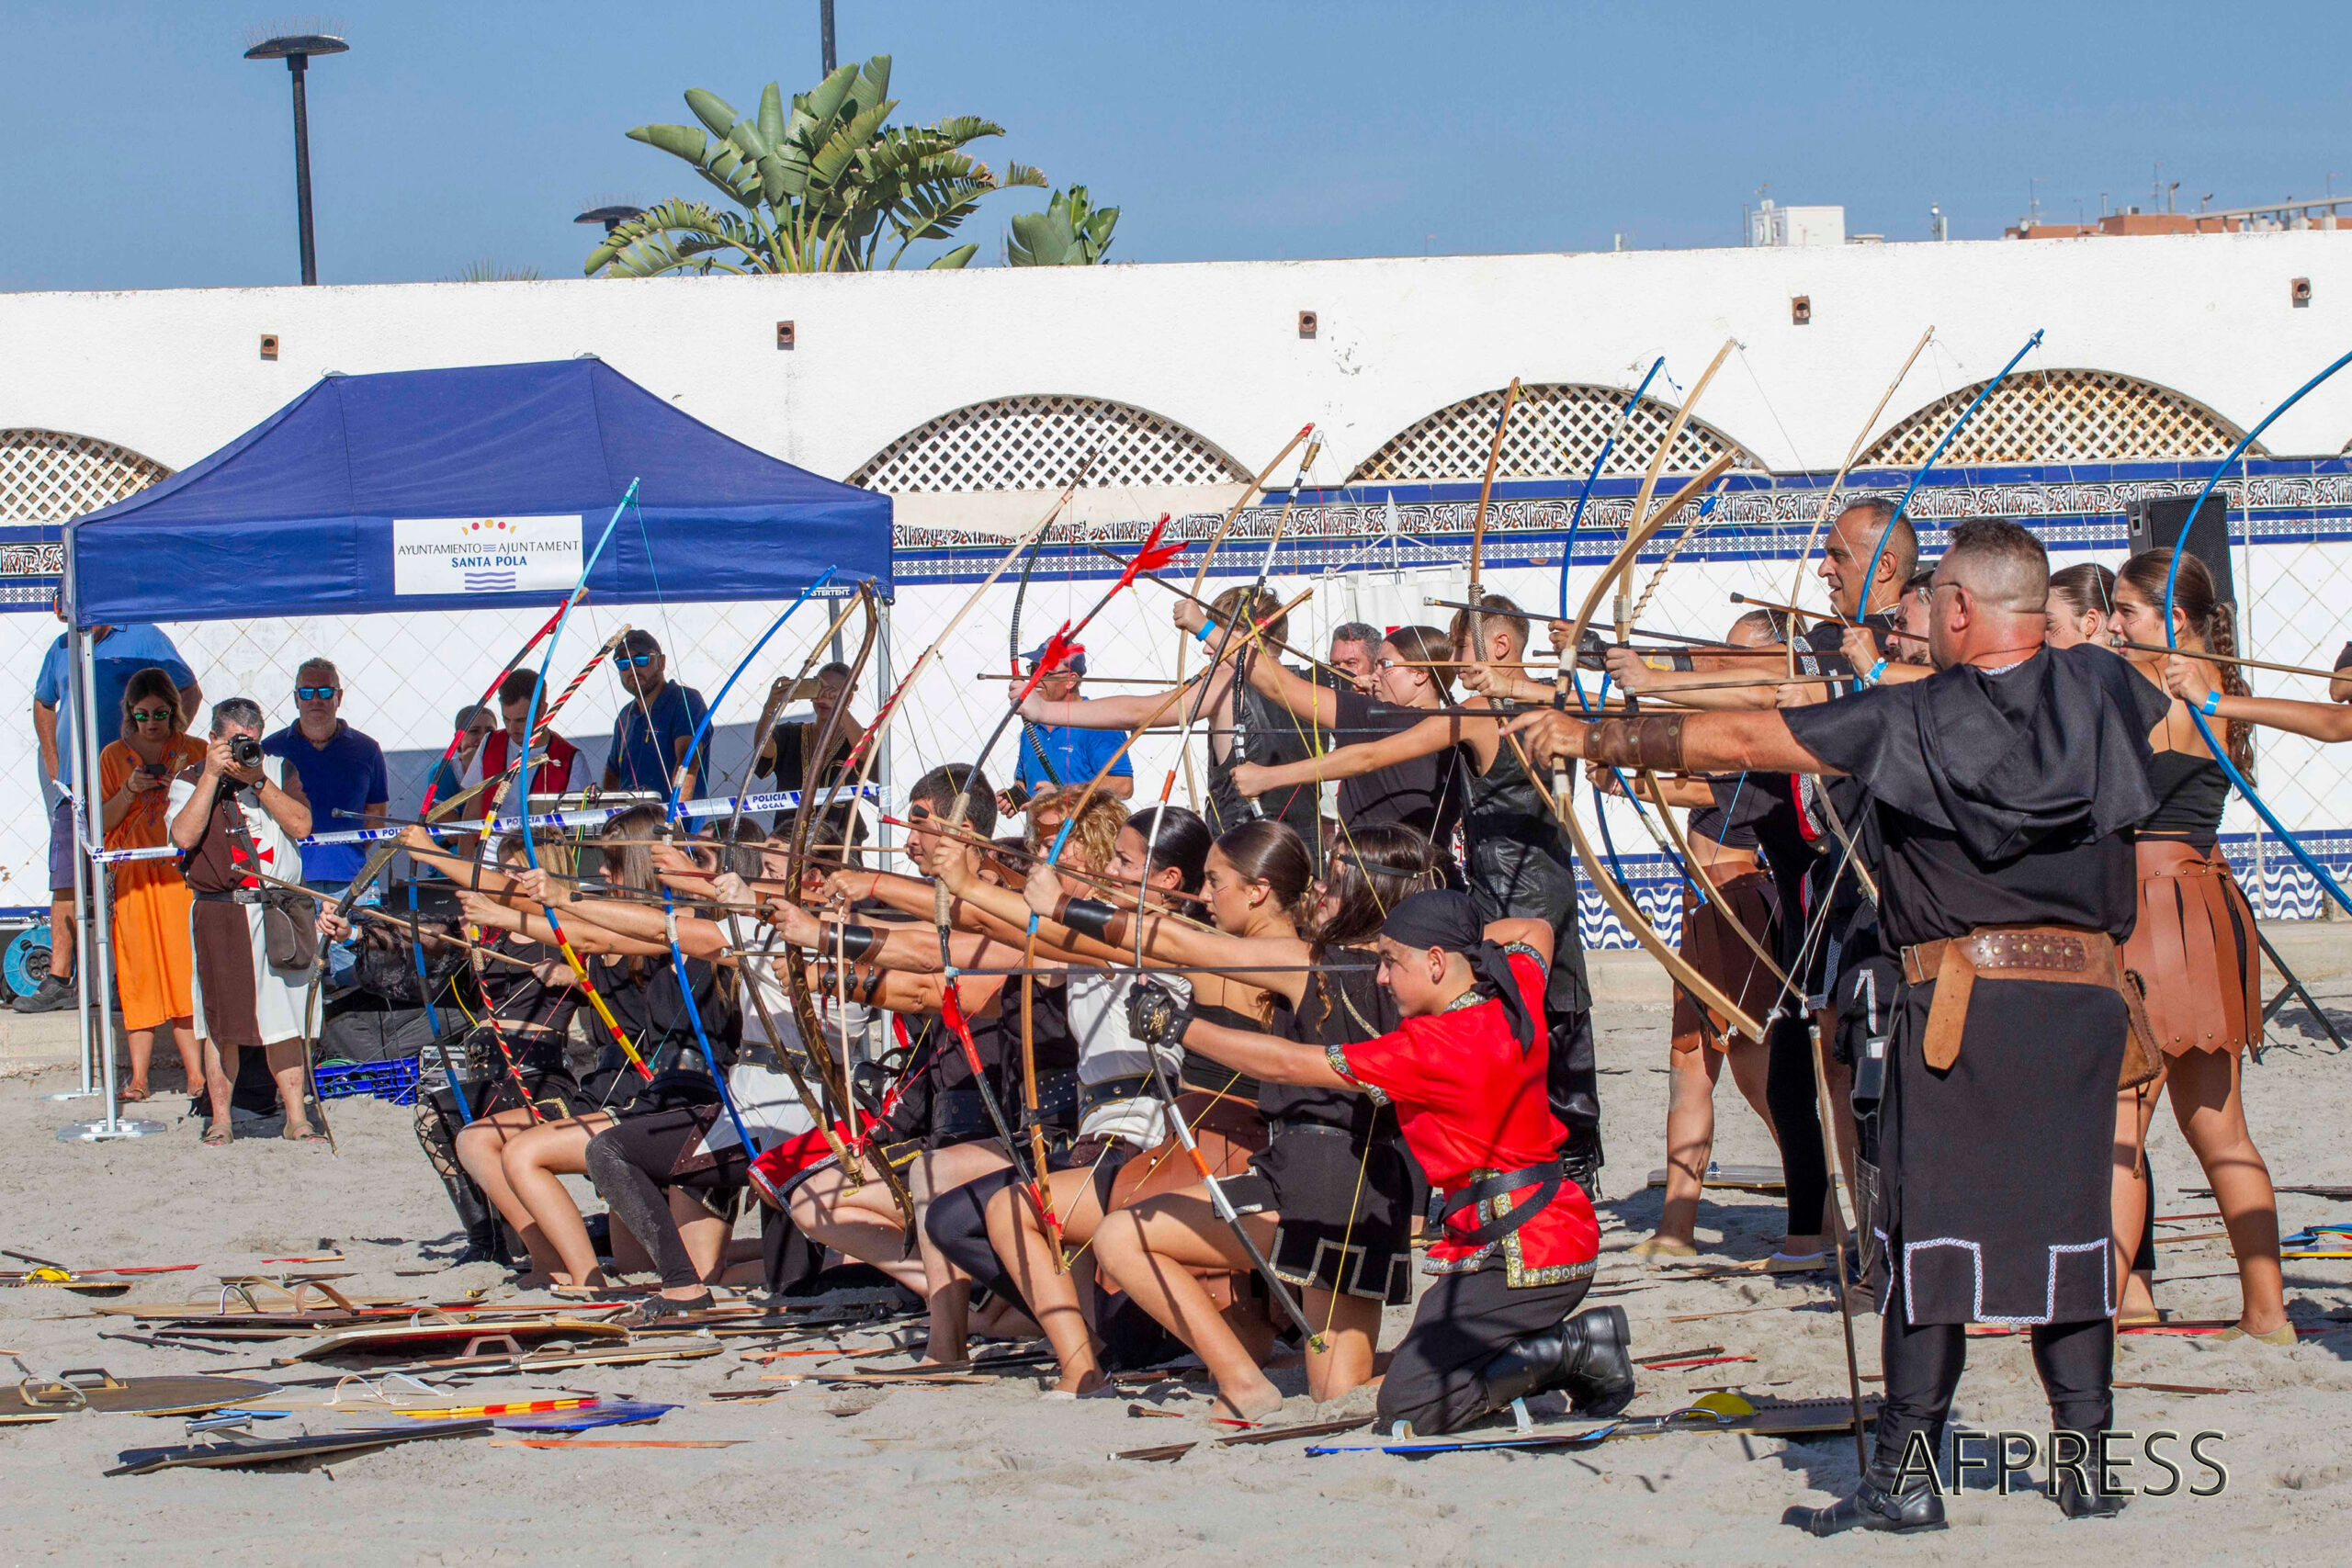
393;515;582;595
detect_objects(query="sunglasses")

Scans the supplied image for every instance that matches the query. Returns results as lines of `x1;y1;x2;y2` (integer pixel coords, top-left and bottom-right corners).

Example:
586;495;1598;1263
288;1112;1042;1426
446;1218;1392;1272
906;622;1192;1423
615;653;658;669
295;685;339;701
128;708;173;724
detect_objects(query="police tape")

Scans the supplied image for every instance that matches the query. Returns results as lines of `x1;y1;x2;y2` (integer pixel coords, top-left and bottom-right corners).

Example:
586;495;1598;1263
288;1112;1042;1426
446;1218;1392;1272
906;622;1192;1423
86;785;903;864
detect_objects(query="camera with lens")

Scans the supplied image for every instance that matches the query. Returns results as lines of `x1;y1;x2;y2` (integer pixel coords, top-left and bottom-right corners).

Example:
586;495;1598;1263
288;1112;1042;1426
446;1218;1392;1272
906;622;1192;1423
228;734;265;768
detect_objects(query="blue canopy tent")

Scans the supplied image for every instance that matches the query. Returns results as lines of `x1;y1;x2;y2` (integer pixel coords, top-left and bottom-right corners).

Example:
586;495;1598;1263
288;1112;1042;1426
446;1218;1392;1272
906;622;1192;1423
51;356;892;1139
64;355;890;624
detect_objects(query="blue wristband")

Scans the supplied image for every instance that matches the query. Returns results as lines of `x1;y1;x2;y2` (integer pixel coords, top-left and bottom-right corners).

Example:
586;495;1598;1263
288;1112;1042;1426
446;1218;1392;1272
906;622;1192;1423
2201;689;2221;717
1193;617;1216;645
1866;658;1888;685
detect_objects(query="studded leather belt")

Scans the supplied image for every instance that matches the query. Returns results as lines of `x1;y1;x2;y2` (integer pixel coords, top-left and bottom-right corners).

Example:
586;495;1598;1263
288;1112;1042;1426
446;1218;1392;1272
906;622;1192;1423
1899;923;2160;1088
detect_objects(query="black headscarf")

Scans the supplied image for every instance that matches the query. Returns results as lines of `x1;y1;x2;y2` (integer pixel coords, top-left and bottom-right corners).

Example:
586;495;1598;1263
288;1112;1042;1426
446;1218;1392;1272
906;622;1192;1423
1381;888;1538;1054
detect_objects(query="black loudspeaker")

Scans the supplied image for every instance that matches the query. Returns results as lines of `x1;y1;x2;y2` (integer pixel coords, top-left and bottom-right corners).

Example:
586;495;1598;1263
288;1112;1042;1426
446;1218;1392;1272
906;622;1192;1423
2126;494;2233;604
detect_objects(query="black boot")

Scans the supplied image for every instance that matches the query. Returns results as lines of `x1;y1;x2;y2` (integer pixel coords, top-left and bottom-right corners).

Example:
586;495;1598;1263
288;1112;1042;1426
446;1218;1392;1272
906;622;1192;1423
1783;1464;1947;1537
2050;1432;2126;1519
1479;1304;1637;1418
452;1220;502;1267
2052;1472;2126;1519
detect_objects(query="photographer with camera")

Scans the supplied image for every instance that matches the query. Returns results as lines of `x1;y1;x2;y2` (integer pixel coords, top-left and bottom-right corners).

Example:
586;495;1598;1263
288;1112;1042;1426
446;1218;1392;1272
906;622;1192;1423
169;697;318;1145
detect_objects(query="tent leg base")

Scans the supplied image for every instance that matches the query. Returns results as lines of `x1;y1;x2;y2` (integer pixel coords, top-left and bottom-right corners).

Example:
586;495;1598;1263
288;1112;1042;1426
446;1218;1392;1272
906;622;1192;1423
57;1118;167;1143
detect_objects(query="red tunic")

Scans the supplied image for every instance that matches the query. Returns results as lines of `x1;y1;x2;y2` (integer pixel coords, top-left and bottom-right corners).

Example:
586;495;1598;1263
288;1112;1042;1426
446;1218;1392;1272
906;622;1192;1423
1325;948;1598;1287
479;728;579;804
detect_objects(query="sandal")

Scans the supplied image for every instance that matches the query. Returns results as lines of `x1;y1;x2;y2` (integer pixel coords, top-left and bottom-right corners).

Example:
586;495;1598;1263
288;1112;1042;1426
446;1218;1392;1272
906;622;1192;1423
2214;1324;2297;1346
281;1120;323;1143
1765;1249;1828;1275
202;1120;232;1146
1631;1235;1698;1261
119;1085;152;1103
613;1291;713;1327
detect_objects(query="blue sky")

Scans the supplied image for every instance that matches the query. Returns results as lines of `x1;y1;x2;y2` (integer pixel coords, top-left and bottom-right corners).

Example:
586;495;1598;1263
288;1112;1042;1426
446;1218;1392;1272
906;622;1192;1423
5;1;2347;291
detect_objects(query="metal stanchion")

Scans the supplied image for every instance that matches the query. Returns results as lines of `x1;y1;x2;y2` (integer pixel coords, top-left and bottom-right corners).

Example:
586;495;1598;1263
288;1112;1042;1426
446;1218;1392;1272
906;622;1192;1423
57;550;164;1142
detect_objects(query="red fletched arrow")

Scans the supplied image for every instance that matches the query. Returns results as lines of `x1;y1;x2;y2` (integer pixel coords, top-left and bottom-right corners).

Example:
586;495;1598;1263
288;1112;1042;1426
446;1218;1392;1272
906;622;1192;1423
1114;513;1181;590
1012;622;1078;705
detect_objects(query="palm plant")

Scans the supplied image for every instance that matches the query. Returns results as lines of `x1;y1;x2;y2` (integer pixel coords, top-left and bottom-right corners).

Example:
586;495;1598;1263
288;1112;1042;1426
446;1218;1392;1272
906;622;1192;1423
1006;186;1119;265
447;260;543;282
588;55;1044;276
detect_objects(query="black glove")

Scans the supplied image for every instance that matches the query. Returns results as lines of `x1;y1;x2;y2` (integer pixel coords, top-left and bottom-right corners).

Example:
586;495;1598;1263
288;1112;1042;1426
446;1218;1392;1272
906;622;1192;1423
1125;976;1193;1051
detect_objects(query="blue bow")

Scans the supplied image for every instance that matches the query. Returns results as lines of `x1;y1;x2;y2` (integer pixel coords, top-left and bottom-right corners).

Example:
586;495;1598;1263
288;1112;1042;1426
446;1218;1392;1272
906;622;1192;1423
2165;348;2352;917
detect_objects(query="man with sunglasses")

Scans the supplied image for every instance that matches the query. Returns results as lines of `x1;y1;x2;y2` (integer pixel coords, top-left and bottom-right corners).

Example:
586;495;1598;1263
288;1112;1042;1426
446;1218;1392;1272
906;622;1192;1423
601;630;707;798
1002;640;1131;818
262;659;390;989
25;592;203;1014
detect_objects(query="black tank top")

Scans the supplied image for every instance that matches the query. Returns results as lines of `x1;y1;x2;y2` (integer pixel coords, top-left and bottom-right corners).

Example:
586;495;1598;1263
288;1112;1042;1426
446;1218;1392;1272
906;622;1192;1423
1206;654;1324;846
1265;953;1397;1136
1688;773;1775;852
1463;699;1577;919
2139;750;2229;849
590;952;737;1083
480;934;578;1074
1179;998;1270;1104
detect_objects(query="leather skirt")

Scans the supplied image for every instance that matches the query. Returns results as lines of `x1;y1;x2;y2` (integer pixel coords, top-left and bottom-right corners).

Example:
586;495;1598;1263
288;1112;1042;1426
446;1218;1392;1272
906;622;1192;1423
2122;840;2259;1056
1673;866;1781;1053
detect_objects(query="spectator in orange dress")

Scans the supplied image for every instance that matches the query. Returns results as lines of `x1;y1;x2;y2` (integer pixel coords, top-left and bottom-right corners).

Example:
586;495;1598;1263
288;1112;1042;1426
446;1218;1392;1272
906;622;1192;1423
97;668;206;1101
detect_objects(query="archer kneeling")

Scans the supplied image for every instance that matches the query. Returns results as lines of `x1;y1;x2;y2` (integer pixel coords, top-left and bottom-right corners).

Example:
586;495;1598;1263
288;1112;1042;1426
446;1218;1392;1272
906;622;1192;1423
1125;888;1634;1435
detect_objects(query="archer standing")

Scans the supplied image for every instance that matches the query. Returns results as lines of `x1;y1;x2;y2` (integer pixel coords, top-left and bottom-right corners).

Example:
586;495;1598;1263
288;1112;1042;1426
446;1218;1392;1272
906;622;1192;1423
1002;640;1133;815
1518;519;2165;1528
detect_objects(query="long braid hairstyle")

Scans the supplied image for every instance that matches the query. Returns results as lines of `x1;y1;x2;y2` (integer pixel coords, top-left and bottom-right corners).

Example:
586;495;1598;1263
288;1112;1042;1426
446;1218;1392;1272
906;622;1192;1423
2118;551;2255;775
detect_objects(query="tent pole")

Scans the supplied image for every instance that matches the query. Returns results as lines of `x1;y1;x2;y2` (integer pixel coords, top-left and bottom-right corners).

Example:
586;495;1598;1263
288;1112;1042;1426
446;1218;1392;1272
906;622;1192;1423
873;598;894;869
865;596;893;1068
48;621;100;1104
57;535;163;1143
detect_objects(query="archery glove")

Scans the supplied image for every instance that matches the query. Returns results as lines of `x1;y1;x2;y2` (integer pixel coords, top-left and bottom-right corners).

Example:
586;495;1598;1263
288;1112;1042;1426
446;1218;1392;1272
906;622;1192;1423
1125;976;1194;1052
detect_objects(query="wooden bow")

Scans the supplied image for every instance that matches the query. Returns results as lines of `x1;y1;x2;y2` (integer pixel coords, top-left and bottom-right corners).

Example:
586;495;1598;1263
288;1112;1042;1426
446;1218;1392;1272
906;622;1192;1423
1550;449;1758;1040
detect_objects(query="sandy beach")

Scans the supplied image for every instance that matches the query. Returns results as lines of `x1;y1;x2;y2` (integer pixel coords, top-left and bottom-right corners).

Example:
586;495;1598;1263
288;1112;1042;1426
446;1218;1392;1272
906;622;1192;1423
6;925;2351;1566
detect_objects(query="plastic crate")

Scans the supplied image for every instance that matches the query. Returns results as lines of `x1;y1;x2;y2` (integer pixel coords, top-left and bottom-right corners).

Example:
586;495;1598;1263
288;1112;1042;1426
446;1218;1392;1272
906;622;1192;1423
315;1055;422;1107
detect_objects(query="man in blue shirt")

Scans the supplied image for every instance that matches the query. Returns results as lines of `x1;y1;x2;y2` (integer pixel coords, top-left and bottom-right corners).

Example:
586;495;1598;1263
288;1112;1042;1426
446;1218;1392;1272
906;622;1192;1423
22;594;202;1014
1004;640;1133;818
602;630;708;797
262;660;389;989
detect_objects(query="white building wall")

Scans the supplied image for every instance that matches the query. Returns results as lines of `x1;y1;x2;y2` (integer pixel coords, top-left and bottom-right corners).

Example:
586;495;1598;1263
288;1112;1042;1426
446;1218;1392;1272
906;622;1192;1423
7;231;2351;488
7;234;2352;921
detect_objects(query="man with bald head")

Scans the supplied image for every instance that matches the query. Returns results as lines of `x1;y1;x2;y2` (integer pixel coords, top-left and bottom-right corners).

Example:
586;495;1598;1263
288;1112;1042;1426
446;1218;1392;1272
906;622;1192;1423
1513;519;2169;1531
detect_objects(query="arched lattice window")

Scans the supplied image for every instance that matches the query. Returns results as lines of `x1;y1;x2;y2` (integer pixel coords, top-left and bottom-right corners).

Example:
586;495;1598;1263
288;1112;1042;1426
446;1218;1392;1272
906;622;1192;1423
0;429;173;523
1347;383;1758;483
850;395;1250;492
1859;369;2256;466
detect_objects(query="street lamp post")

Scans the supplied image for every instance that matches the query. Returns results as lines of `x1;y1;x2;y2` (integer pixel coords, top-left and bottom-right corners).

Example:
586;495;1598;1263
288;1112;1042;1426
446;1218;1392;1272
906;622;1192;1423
244;32;350;286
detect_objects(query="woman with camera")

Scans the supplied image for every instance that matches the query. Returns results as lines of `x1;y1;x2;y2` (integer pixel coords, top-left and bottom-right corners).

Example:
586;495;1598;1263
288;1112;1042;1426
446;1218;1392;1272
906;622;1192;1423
98;669;208;1103
167;697;316;1145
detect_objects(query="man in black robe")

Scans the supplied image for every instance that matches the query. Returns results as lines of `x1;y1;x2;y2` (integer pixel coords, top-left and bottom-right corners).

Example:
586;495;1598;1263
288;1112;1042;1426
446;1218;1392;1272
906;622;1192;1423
1514;518;2166;1530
